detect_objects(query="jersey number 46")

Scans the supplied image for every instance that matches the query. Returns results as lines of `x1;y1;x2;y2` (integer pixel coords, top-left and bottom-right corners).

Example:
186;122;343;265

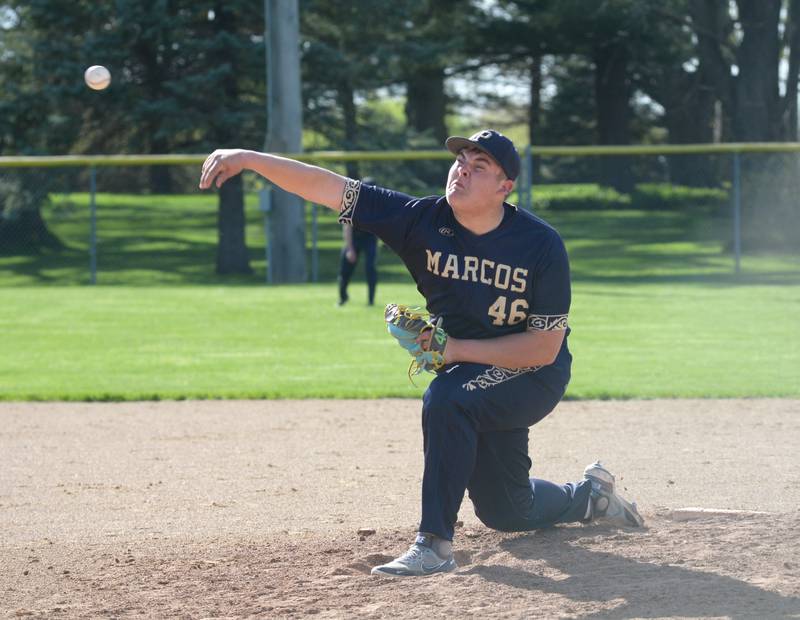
488;296;528;326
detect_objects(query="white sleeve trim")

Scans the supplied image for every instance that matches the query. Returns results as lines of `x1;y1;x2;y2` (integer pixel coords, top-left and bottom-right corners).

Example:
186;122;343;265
337;178;361;225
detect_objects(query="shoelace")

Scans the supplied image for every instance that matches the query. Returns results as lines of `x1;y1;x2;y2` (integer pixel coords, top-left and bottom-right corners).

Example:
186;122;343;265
397;544;425;564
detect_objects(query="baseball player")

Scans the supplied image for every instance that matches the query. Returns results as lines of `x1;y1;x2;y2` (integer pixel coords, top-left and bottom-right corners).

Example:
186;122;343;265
338;177;378;306
199;129;644;578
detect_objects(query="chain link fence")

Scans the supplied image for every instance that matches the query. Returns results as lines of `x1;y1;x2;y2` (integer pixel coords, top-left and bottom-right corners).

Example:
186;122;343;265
1;149;798;287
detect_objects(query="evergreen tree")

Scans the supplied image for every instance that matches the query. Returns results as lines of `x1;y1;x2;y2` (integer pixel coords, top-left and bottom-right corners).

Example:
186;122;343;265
300;0;406;177
0;0;265;271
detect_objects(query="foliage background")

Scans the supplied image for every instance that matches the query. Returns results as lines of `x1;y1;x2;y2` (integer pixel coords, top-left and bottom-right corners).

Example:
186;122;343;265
1;1;798;400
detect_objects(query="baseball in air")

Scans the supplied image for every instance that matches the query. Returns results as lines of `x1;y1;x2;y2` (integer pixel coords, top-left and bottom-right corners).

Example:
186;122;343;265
84;65;111;90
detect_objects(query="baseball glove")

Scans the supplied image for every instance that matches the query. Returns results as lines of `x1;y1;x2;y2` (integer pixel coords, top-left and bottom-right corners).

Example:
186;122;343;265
385;303;448;376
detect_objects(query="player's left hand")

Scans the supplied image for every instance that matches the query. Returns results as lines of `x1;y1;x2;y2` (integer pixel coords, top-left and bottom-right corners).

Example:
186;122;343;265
385;304;448;375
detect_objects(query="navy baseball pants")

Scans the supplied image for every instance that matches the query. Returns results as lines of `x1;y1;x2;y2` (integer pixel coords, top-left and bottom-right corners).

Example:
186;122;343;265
338;234;377;305
419;362;592;541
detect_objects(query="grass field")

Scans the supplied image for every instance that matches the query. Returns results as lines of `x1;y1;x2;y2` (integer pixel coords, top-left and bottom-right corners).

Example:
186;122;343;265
1;190;798;400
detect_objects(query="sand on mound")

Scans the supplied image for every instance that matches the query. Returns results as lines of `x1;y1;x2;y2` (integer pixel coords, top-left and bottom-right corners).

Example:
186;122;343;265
2;398;799;618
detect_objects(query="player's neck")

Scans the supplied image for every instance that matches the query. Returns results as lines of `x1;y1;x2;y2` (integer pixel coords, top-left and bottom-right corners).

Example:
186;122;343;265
451;202;505;236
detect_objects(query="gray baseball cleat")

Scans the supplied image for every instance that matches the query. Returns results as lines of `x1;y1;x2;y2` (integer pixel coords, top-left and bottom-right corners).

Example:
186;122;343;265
371;538;457;577
584;461;645;527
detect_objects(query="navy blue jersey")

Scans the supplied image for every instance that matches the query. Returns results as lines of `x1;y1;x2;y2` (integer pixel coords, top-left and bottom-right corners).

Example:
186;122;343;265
352;226;376;243
339;179;571;384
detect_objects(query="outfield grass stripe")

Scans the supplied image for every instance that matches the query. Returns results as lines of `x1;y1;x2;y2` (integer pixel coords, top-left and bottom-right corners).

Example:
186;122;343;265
2;194;798;399
1;281;797;400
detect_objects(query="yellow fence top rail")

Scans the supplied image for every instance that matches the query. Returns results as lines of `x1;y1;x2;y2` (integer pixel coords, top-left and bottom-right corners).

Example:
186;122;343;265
2;142;800;167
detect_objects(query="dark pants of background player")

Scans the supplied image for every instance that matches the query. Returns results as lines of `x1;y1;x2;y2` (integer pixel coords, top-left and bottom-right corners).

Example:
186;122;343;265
420;363;592;541
338;232;377;305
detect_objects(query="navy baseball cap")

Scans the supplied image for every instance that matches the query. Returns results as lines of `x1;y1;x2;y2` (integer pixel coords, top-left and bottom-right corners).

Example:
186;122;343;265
445;129;521;180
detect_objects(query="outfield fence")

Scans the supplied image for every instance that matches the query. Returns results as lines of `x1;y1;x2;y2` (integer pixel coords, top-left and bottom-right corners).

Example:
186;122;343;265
0;144;798;286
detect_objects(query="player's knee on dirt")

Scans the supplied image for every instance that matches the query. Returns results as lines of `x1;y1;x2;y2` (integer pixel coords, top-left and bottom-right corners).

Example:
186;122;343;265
472;504;516;532
470;482;537;532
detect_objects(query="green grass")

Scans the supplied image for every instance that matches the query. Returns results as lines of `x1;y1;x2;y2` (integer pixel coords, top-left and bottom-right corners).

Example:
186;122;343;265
0;285;432;400
1;190;799;400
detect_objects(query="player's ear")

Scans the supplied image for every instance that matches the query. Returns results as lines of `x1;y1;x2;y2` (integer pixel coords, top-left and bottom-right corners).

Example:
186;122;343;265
500;178;514;197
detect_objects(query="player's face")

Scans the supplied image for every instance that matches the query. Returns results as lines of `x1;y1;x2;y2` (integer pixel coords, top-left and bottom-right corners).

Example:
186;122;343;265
446;148;513;213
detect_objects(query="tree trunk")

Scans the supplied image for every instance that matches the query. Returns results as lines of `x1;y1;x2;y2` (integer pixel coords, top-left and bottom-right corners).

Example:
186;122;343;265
782;0;800;140
734;0;782;141
148;136;173;194
406;67;448;144
0;208;63;254
0;172;62;253
215;174;252;274
213;1;252;276
657;0;731;185
528;56;542;183
689;0;735;129
733;1;790;251
215;184;251;275
405;66;448;187
593;41;633;193
661;71;718;186
148;166;173;195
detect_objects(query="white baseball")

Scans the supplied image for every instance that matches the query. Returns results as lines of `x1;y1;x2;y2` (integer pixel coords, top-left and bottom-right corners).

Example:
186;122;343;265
84;65;111;91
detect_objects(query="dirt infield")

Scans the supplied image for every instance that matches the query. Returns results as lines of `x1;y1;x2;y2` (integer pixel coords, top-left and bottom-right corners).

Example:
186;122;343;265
2;398;799;619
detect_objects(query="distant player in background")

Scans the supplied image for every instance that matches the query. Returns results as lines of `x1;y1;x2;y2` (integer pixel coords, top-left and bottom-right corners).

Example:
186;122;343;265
199;129;644;579
338;177;378;306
